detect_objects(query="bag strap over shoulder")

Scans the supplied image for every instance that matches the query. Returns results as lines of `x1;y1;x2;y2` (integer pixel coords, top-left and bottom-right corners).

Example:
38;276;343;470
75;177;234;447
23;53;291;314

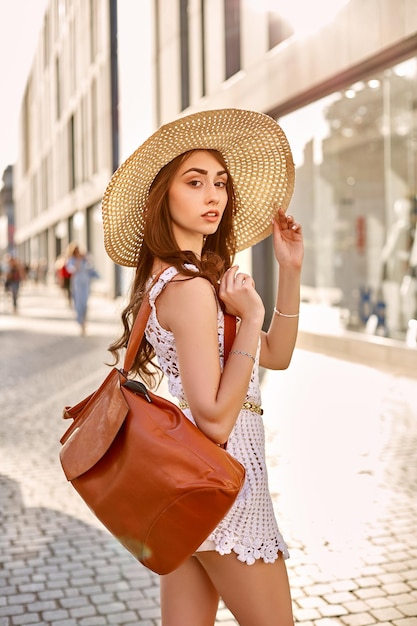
223;313;236;363
123;272;237;375
123;296;152;373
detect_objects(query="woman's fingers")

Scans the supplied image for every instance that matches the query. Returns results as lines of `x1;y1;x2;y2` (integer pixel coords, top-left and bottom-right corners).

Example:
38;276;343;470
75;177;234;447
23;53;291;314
273;207;302;233
221;267;254;292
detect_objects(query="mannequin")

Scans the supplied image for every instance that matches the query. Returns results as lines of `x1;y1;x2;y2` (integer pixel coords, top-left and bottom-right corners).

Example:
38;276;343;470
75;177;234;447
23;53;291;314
400;201;417;333
380;198;414;334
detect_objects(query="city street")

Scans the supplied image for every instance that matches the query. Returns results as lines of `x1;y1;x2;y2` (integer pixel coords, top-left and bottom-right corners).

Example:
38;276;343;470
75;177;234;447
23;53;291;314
1;281;417;626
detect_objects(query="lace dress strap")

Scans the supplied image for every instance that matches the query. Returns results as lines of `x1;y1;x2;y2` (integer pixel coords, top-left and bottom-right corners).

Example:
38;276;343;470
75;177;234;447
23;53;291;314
147;264;201;303
147;266;180;305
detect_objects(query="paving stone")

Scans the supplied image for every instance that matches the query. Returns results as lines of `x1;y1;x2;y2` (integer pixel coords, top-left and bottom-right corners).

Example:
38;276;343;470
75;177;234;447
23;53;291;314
324;592;358;605
293;608;322;621
59;597;89;610
5;595;36;606
305;583;334;596
106;613;139;624
365;595;394;609
78;618;106;626
379;572;408;584
27;603;57;614
342;601;370;614
355;576;381;588
318;604;349;618
340;613;377;626
67;606;96;620
0;607;24;618
370;606;404;620
12;616;43;626
95;602;127;616
397;602;417;617
382;582;412;595
331;580;359;593
354;586;386;600
296;596;329;610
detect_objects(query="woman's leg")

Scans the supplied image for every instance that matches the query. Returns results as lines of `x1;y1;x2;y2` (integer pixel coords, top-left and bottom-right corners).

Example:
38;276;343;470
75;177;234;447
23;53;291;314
196;551;294;626
160;555;220;626
11;283;19;310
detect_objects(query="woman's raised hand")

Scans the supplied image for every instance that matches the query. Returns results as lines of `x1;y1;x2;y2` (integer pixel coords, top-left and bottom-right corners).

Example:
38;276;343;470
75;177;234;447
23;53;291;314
272;207;304;269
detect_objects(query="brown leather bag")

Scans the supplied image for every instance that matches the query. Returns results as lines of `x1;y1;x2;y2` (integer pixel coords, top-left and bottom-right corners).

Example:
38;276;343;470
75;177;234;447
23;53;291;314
59;294;245;575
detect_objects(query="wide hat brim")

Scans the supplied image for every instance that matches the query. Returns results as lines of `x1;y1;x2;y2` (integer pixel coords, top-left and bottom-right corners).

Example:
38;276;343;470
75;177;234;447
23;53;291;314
102;108;295;267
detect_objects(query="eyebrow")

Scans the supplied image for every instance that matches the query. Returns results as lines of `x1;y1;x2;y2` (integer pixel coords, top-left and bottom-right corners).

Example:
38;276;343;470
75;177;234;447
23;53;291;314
181;167;227;177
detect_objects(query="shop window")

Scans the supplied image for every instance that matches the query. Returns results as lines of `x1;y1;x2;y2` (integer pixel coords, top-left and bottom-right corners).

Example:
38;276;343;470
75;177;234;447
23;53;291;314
280;56;417;341
180;0;190;110
55;56;61;120
43;11;50;69
68;115;76;191
224;0;241;80
267;11;293;50
91;79;98;174
89;0;98;62
200;0;207;97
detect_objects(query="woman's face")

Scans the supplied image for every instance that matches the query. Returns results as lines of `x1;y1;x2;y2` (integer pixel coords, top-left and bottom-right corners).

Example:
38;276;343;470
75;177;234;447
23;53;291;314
167;150;228;252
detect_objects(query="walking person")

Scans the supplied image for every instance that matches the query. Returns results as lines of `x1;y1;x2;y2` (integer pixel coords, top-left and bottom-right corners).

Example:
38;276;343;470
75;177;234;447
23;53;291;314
65;242;98;335
4;255;25;313
55;252;72;305
103;109;303;626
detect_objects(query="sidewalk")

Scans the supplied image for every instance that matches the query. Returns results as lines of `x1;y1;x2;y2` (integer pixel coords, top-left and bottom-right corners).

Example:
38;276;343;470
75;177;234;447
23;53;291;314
1;281;417;625
0;279;123;336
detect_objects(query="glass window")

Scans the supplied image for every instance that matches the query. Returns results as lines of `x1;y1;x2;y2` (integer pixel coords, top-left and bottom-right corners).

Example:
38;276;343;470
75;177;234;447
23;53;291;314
280;56;417;340
180;0;190;110
224;0;241;80
267;11;293;50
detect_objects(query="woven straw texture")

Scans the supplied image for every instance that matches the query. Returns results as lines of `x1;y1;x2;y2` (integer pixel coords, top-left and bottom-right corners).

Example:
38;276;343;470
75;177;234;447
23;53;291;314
102;108;295;267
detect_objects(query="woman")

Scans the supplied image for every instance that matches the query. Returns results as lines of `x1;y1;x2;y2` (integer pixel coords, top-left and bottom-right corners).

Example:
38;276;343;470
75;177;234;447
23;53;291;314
66;242;98;335
4;255;25;312
103;109;303;626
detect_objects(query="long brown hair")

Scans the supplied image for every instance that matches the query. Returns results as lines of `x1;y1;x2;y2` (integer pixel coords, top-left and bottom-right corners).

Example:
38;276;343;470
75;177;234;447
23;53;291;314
108;149;237;386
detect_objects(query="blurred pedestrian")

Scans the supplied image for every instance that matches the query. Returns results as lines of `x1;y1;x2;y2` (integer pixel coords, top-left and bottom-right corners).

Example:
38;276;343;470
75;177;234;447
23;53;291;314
65;242;99;335
34;258;48;284
4;255;25;313
55;252;73;305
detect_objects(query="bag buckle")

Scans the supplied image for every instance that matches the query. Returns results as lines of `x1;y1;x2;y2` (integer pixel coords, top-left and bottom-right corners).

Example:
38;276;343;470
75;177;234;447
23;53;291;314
122;379;152;403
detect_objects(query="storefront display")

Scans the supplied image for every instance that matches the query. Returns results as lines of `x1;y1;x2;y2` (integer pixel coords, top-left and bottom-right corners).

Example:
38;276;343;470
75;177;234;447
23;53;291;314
280;56;417;342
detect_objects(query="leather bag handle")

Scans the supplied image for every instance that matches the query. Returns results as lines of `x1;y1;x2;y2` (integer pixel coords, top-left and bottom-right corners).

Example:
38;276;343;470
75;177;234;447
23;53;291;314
123;296;152;374
123;280;236;375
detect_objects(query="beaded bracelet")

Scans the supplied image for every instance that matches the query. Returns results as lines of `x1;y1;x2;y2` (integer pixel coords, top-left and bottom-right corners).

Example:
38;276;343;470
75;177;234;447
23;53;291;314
273;307;299;318
229;349;256;363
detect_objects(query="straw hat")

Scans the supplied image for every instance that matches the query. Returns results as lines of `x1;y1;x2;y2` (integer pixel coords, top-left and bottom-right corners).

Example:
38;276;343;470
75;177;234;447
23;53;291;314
102;108;295;267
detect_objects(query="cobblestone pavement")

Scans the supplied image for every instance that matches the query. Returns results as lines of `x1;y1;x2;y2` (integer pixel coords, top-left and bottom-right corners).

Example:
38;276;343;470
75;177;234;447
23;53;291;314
1;282;417;626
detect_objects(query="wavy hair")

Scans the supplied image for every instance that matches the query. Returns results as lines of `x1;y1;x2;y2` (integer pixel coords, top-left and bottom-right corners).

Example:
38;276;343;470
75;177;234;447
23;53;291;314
108;149;237;386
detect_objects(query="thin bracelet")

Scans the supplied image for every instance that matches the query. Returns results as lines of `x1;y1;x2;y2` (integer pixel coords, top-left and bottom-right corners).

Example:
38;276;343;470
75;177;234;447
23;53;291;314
273;307;299;318
229;349;256;363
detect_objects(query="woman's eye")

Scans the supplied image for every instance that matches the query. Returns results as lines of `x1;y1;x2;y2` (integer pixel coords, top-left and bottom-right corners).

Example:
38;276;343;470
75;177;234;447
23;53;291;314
189;180;202;187
215;180;227;188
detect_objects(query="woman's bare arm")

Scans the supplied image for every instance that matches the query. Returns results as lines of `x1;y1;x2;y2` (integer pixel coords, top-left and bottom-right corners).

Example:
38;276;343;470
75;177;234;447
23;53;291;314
156;273;263;444
260;208;304;370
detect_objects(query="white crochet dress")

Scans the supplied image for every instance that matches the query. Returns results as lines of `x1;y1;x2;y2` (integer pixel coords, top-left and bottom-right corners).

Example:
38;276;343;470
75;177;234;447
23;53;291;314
145;267;289;565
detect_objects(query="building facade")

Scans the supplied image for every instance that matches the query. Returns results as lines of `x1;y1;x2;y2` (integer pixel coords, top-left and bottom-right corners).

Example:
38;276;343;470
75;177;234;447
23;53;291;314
13;0;417;354
13;0;119;295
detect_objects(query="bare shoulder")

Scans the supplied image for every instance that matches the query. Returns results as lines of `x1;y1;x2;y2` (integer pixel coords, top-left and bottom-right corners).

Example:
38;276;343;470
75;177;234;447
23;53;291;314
158;274;218;332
